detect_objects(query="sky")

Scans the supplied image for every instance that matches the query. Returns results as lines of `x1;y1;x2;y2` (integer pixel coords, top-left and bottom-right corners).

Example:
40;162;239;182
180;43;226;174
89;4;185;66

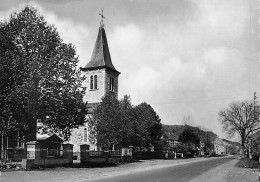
0;0;259;139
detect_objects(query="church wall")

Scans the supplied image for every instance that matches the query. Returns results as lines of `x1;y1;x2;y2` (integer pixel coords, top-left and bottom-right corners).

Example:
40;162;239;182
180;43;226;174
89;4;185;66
70;69;119;157
83;69;106;103
104;69;119;100
69;121;96;159
69;69;119;157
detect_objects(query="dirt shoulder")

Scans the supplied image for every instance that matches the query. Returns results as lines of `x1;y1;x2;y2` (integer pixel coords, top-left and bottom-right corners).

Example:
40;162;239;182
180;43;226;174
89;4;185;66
189;156;258;182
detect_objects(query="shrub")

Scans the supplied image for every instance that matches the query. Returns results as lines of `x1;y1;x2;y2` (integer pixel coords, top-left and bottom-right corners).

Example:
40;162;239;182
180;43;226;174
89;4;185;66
252;152;260;162
132;151;166;160
236;158;259;168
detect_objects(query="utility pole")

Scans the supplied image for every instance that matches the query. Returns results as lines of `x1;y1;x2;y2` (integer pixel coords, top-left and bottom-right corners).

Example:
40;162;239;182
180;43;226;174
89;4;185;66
254;92;257;113
0;117;4;161
1;131;3;160
249;92;257;159
252;92;260;182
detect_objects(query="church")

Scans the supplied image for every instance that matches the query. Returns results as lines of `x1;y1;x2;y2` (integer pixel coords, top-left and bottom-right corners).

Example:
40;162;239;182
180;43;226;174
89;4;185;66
69;19;120;159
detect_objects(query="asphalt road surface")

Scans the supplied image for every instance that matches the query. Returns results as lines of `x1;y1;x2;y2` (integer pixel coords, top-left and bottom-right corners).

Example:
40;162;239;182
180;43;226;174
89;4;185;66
89;156;237;182
1;156;258;182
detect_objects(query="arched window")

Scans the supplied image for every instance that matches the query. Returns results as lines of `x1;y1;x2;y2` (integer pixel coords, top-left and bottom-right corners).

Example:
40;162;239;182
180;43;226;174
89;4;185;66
84;128;88;142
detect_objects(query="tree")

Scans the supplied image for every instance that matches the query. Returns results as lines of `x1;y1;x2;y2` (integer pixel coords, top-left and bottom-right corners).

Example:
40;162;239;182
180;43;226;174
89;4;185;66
89;97;163;150
119;95;135;147
89;95;126;149
89;95;139;149
218;100;260;156
178;125;201;157
172;143;186;153
130;102;163;150
0;6;87;141
227;144;239;155
198;129;217;151
178;125;200;148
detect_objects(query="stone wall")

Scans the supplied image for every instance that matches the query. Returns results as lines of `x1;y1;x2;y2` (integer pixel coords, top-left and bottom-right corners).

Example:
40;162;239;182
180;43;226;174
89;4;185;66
104;69;119;100
22;142;73;169
22;158;71;169
69;122;96;160
83;69;106;103
82;68;119;104
80;152;131;165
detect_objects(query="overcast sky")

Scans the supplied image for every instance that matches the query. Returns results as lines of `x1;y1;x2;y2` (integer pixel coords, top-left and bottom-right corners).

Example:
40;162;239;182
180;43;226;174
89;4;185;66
1;0;259;139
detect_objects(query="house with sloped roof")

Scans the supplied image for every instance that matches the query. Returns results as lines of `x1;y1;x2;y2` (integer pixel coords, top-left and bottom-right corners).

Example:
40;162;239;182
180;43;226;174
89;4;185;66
162;125;182;149
214;138;228;155
164;132;180;148
36;133;64;158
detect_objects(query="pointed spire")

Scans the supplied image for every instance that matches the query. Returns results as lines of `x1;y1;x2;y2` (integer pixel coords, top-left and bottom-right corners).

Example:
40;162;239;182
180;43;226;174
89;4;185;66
81;25;120;75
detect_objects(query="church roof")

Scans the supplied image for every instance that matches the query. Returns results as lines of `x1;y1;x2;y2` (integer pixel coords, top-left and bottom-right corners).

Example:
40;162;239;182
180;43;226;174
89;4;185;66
37;133;64;144
81;26;120;74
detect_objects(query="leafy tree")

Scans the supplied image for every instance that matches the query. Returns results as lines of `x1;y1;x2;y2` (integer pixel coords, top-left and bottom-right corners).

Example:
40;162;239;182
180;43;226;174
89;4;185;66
218;100;260;156
89;95;125;149
119;95;135;147
89;97;163;150
227;144;239;155
179;125;200;148
88;95;135;149
198;129;217;150
0;6;87;142
172;143;186;153
156;137;169;151
131;102;163;150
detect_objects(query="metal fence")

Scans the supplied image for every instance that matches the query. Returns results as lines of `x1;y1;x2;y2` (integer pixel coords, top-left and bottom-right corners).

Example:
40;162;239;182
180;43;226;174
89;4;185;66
2;148;26;161
109;150;121;156
88;150;121;157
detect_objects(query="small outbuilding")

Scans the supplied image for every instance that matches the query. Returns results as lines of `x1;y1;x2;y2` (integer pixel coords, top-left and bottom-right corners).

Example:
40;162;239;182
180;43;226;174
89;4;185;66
37;134;64;158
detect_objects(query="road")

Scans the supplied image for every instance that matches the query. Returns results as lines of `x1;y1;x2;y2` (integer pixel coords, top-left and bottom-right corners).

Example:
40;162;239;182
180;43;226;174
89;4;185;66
0;156;258;182
90;156;236;182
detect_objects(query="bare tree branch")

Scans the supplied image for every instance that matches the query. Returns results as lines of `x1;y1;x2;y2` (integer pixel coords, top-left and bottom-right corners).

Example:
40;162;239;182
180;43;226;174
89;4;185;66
218;100;260;156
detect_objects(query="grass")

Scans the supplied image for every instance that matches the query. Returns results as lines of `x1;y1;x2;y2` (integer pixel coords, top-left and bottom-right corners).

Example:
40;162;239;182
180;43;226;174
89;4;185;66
236;157;259;169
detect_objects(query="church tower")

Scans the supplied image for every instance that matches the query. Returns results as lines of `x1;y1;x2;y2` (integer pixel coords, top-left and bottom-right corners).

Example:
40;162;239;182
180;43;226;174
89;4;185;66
80;23;120;107
69;16;121;156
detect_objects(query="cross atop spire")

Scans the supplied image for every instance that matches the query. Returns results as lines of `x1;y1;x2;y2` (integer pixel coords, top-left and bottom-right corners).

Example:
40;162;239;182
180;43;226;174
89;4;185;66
99;9;105;27
80;17;120;75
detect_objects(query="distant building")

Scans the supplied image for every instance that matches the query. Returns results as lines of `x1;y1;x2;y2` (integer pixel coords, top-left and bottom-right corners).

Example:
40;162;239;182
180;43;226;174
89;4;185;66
214;138;227;155
214;138;241;155
69;22;120;159
164;132;180;148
